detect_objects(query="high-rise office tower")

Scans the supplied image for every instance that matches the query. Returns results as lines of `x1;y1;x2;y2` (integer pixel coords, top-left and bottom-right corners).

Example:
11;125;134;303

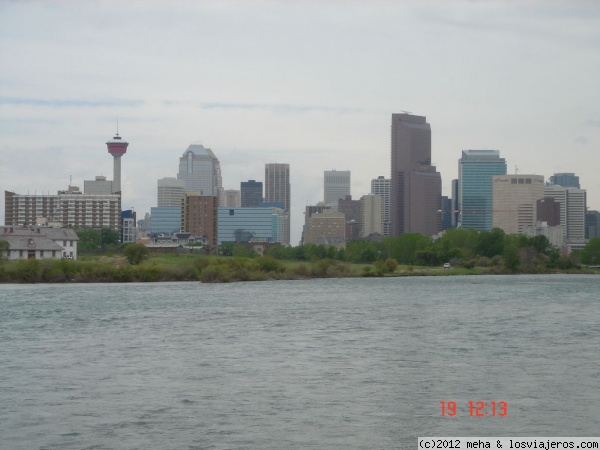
265;163;290;245
106;132;129;194
157;177;185;208
451;179;460;228
549;173;580;189
543;184;586;244
324;170;350;211
177;144;223;203
338;195;361;242
224;189;241;208
458;150;507;231
492;175;545;234
390;113;441;236
371;176;391;236
360;194;383;237
441;196;453;231
586;210;600;239
241;180;263;207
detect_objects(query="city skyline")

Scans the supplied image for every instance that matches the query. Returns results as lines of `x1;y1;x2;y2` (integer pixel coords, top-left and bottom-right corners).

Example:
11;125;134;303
1;1;599;245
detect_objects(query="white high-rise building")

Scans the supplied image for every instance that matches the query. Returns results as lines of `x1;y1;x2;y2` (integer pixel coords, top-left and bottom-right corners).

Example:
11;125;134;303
543;185;586;244
84;175;113;195
492;175;544;234
324;170;350;211
224;189;241;208
360;194;383;237
371;176;391;236
157;177;185;208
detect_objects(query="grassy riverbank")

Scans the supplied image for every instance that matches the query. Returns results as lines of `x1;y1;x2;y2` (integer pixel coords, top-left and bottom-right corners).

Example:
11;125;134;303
0;253;598;283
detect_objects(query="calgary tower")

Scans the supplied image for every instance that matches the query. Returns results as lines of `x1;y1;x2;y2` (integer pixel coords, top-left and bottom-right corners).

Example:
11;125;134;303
106;130;129;194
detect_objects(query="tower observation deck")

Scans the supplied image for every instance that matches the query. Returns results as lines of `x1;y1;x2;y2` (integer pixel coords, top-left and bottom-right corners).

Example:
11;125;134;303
106;132;129;194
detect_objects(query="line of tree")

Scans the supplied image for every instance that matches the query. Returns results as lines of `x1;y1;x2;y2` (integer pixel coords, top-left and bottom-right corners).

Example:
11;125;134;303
262;229;600;272
75;227;120;251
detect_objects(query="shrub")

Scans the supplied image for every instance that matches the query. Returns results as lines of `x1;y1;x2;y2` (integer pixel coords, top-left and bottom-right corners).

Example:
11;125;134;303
123;243;150;265
462;260;475;269
16;259;40;282
200;264;232;283
256;256;284;273
384;258;398;273
292;264;309;278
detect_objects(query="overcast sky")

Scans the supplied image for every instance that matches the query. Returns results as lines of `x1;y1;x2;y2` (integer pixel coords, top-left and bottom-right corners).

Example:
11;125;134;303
1;0;599;245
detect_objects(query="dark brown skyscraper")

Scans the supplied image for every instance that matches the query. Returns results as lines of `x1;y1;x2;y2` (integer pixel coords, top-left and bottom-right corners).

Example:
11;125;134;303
390;113;441;236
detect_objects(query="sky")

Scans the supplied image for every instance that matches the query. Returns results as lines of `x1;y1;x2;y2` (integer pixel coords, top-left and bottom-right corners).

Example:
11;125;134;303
1;0;599;245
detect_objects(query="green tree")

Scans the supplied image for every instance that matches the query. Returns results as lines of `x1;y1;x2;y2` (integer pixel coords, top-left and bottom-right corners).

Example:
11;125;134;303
123;243;150;265
581;238;600;265
386;233;432;265
477;228;505;258
101;227;120;247
231;245;257;258
503;245;520;272
439;228;479;260
527;235;552;255
344;240;375;263
75;228;102;251
219;242;235;256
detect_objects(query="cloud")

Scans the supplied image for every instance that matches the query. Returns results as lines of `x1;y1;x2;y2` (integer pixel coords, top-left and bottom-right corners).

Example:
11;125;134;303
197;101;370;115
161;99;372;115
586;119;600;128
0;97;143;108
575;136;588;145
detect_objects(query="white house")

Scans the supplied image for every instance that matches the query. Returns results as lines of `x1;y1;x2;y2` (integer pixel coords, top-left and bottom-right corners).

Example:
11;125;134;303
0;226;79;260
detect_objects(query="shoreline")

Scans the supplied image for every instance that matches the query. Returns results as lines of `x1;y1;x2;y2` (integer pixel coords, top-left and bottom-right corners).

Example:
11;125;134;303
1;255;598;284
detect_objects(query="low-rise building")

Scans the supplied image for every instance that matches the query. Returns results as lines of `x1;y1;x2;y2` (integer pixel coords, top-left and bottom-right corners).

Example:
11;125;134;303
0;226;79;260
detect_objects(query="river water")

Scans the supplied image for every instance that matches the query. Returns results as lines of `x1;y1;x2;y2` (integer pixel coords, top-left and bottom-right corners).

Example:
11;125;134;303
1;275;599;449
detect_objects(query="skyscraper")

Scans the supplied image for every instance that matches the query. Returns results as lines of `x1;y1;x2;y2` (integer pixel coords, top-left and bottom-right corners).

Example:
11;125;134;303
371;176;391;236
549;173;580;189
265;163;290;245
390;113;441;236
492;175;545;234
241;180;263;207
177;144;223;203
224;189;241;208
324;170;350;211
360;194;383;237
157;177;185;208
458;150;507;230
543;184;586;244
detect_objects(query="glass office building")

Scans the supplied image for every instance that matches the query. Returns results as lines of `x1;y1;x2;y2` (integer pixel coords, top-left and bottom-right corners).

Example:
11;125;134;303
150;207;181;235
458;150;507;231
218;207;283;245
